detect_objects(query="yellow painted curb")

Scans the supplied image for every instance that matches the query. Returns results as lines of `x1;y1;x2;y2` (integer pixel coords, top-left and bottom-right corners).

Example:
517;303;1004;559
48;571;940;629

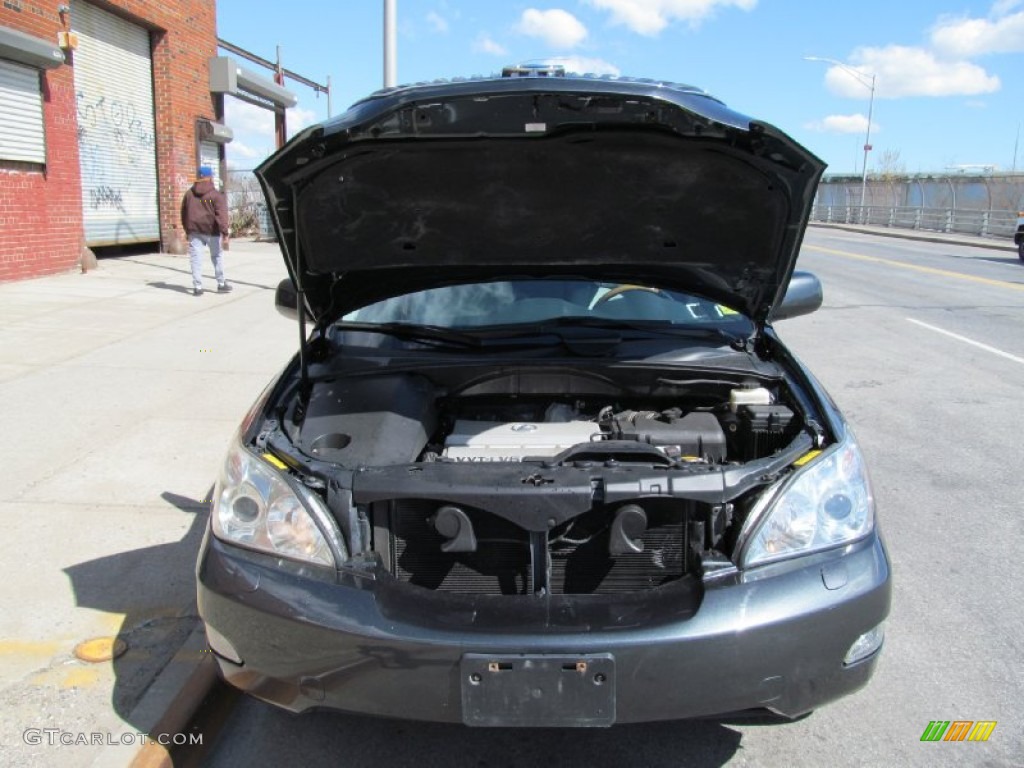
128;654;217;768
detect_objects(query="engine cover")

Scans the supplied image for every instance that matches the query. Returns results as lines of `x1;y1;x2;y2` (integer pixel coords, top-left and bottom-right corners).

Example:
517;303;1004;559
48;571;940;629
443;420;598;462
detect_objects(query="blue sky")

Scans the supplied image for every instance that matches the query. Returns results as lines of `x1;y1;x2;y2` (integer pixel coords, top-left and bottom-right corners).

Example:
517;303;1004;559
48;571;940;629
216;0;1024;176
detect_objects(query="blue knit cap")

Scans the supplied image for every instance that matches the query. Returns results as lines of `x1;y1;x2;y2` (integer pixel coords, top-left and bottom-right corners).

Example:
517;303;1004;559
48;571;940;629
198;165;214;178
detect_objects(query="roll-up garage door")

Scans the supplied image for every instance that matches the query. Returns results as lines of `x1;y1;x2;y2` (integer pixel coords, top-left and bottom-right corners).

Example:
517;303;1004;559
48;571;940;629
0;59;45;164
72;1;159;245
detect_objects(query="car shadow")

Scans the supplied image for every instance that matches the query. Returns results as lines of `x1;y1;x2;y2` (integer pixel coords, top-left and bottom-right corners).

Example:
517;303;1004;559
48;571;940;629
207;703;747;767
957;257;1024;269
61;490;210;726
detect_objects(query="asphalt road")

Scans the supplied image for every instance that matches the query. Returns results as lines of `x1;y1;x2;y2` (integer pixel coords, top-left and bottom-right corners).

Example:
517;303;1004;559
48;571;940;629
200;229;1024;768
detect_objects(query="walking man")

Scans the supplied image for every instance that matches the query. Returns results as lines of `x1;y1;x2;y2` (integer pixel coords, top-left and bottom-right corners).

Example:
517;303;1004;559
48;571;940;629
181;166;231;296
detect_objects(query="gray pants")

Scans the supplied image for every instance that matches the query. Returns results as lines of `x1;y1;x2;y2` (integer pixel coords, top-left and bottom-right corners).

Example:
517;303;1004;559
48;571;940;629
188;233;224;289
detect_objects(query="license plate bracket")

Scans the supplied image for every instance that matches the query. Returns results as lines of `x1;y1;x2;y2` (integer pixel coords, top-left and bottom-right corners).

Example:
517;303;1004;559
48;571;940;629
460;653;615;727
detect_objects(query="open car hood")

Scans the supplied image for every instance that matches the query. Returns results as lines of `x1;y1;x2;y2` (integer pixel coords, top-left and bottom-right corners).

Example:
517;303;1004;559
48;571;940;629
256;74;825;326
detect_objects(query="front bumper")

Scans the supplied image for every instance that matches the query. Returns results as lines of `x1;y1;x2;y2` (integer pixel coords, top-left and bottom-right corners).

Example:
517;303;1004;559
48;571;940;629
197;530;890;725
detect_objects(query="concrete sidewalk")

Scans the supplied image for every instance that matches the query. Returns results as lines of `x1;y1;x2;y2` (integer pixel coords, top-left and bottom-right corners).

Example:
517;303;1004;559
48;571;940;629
0;241;295;767
809;220;1019;254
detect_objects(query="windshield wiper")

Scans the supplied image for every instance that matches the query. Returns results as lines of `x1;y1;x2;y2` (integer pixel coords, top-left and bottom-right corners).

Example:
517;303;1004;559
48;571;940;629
333;322;482;348
333;317;744;352
518;317;743;345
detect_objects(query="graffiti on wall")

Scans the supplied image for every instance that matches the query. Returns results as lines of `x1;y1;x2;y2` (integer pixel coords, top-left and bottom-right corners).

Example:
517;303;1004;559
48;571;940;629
75;89;159;243
88;186;126;213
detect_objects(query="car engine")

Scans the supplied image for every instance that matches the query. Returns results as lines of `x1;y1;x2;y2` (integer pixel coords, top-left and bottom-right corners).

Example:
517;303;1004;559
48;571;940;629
442;419;600;462
440;408;734;463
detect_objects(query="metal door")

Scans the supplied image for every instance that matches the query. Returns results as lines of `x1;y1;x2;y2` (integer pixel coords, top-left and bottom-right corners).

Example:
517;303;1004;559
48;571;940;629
0;59;45;164
72;1;159;245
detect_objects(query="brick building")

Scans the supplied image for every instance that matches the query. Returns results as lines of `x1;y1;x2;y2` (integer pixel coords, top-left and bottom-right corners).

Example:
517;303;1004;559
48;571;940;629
0;0;227;281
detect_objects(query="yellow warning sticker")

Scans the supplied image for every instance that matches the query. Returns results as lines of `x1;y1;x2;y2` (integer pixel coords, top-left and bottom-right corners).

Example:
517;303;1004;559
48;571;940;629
793;450;822;467
262;452;288;470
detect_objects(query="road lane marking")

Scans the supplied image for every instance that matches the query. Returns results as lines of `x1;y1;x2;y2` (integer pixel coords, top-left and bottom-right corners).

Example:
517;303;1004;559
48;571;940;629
805;245;1024;291
906;318;1024;365
0;639;61;656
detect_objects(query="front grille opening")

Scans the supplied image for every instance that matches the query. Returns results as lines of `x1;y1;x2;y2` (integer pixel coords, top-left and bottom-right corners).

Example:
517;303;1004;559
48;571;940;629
383;500;532;595
549;503;687;595
375;498;690;597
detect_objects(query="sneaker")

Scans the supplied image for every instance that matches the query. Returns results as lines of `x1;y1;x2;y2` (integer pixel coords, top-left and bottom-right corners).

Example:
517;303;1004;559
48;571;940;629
192;287;203;296
217;282;233;293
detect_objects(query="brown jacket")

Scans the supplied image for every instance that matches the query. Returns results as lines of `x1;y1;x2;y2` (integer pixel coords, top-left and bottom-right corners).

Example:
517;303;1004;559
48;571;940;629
180;179;229;236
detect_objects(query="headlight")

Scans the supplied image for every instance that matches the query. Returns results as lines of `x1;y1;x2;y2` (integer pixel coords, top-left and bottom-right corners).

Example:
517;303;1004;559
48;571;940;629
212;438;345;567
742;435;874;567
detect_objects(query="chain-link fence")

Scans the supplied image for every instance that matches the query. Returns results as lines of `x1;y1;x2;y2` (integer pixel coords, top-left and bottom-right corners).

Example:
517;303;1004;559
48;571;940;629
226;170;275;240
813;173;1024;239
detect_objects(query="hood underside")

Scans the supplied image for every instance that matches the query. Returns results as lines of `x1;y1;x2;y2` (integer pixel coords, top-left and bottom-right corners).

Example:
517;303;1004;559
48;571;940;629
256;75;825;324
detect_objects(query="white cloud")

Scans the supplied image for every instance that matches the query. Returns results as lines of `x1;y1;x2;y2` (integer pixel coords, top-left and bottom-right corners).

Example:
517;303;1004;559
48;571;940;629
222;100;321;169
991;0;1023;16
225;140;262;170
426;10;449;33
225;100;318;137
825;46;999;99
804;114;876;134
225;99;273;136
820;63;875;98
929;9;1024;57
227;140;260;159
516;8;588;48
473;33;507;56
585;0;757;35
287;107;318;136
542;56;621;75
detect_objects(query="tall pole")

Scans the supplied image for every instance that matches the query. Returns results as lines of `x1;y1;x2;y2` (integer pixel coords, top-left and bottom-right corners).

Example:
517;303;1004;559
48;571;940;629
859;73;876;223
1013;122;1020;173
274;45;287;149
384;0;397;87
804;57;877;223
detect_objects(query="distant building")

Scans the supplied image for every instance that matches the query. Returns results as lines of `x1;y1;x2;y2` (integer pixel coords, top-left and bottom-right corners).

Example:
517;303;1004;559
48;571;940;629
0;1;230;280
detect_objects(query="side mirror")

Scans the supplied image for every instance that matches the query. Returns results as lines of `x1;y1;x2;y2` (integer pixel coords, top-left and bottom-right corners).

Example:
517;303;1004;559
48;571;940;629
275;277;298;320
772;271;823;321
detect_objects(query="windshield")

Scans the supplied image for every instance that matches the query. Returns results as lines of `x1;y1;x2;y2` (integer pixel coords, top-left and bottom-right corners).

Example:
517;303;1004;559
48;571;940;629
340;279;754;332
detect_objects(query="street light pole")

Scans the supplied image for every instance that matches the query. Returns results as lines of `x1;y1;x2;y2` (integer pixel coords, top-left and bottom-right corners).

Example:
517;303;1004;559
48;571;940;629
384;0;397;87
859;72;876;220
805;56;877;223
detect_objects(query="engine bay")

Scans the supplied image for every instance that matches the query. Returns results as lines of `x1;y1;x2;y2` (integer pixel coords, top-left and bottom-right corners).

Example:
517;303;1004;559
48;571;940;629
269;367;819;595
288;371;802;469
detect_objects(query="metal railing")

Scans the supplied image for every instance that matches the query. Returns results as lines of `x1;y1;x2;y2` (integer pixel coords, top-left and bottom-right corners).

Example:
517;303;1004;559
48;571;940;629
812;205;1019;240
